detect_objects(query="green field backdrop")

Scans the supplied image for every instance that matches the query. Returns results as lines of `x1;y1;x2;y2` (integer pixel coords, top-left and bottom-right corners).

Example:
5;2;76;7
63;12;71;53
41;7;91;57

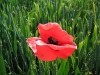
0;0;100;75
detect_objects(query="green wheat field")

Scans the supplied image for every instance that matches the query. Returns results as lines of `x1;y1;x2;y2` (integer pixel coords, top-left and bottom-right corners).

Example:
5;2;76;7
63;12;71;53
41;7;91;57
0;0;100;75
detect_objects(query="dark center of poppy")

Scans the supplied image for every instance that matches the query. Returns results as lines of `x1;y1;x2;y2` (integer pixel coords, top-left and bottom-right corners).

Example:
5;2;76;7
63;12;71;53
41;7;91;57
48;36;58;45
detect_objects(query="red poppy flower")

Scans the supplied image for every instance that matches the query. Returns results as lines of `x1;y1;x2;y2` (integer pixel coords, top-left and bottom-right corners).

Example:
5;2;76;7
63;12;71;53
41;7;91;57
26;22;77;61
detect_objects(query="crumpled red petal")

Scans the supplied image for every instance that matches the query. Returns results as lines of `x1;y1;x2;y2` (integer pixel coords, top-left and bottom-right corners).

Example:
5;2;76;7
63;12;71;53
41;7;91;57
26;37;77;61
26;38;57;61
48;43;77;59
38;22;75;45
35;44;57;61
26;37;41;53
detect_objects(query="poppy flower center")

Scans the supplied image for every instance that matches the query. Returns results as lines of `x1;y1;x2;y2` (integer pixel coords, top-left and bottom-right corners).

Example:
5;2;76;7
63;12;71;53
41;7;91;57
48;36;58;45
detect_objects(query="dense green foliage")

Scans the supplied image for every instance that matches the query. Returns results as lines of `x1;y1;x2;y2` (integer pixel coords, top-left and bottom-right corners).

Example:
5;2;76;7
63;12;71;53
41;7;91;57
0;0;100;75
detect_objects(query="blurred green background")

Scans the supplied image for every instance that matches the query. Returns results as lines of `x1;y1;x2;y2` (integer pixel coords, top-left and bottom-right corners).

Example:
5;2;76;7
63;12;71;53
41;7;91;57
0;0;100;75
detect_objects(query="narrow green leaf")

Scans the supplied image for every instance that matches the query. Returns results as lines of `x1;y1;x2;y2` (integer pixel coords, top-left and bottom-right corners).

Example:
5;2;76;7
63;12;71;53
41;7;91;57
35;30;39;37
0;41;6;75
78;41;83;53
91;24;97;45
58;60;67;75
75;66;80;75
71;56;76;68
63;61;70;75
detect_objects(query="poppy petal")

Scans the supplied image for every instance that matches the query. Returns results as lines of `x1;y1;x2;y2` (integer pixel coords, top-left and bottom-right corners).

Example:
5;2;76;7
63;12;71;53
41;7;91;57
35;40;57;61
35;40;76;59
48;44;77;50
26;37;41;53
38;22;75;45
48;44;77;59
35;45;57;61
26;37;57;61
55;51;68;59
35;40;69;60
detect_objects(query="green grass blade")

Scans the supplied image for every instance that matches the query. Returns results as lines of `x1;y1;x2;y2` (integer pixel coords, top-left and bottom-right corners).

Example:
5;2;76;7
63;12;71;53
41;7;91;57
0;41;6;75
58;60;67;75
